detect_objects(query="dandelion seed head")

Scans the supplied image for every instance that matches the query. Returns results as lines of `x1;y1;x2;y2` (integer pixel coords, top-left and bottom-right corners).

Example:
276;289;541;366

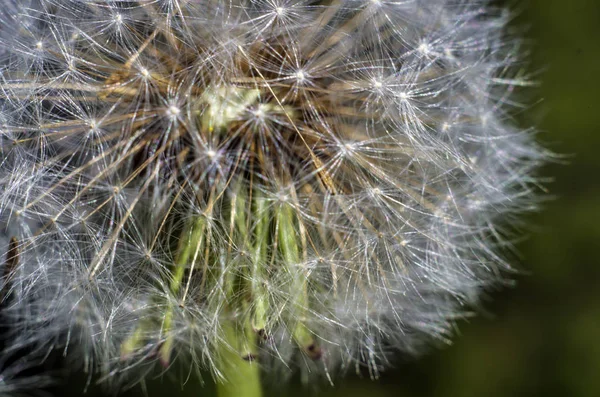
0;0;546;389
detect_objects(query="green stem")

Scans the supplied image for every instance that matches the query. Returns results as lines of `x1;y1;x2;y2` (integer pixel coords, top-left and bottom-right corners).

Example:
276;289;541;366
159;216;207;366
251;191;269;334
215;186;263;397
276;203;320;359
215;315;263;397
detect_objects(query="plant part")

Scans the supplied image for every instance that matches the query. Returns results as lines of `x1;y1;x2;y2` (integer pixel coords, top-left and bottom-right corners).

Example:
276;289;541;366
0;0;544;396
0;350;54;397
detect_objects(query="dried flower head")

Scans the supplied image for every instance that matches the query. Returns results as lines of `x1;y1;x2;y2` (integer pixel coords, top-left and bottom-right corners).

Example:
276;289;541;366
0;0;545;391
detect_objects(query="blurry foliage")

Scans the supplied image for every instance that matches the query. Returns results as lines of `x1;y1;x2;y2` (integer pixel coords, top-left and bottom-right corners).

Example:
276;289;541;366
55;0;600;396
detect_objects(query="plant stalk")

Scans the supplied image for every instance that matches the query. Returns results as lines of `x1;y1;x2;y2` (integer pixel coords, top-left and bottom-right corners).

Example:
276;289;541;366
215;320;263;397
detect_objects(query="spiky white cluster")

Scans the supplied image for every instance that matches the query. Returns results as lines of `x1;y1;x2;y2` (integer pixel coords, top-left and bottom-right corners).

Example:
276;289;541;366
0;0;544;390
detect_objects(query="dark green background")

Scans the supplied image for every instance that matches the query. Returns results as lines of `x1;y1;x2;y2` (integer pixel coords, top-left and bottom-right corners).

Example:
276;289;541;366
56;1;600;396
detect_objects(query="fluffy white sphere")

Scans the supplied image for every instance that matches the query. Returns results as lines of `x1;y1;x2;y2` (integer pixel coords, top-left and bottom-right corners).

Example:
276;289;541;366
0;0;545;390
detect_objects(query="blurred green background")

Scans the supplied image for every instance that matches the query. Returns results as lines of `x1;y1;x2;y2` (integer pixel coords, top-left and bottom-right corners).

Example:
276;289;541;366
55;0;600;396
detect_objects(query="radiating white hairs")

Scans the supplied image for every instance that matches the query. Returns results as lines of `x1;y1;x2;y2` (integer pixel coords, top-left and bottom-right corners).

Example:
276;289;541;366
0;0;545;391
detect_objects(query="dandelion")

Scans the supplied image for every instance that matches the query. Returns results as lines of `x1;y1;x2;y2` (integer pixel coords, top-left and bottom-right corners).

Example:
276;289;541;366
0;1;545;396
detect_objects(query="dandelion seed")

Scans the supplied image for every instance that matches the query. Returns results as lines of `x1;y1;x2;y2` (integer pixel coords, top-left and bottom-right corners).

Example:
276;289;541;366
167;105;181;118
418;42;431;55
294;70;306;82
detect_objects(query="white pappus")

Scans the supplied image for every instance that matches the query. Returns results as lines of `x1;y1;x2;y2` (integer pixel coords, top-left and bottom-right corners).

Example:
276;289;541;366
0;0;546;393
